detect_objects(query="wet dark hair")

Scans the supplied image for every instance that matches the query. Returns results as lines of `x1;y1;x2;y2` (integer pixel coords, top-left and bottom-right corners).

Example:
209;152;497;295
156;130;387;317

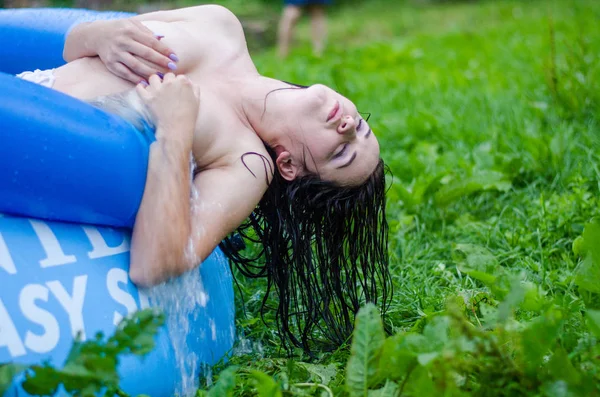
220;147;392;353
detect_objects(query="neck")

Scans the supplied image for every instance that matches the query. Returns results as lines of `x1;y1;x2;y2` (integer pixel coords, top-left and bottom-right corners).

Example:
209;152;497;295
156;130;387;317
236;76;300;149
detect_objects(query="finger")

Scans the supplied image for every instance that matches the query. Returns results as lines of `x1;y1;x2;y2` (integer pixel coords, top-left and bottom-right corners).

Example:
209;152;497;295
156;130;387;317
110;62;146;85
130;19;155;37
125;42;173;71
120;52;162;80
135;83;152;103
176;74;193;85
148;74;163;86
162;72;177;82
129;20;177;64
135;83;148;94
134;33;178;66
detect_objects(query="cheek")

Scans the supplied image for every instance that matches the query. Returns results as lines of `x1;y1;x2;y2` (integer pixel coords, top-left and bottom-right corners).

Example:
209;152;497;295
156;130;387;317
316;131;338;156
302;138;332;172
305;140;328;165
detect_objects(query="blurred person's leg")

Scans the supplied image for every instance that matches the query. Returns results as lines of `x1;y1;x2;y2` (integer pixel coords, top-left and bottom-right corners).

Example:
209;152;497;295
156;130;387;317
309;5;327;57
278;4;303;58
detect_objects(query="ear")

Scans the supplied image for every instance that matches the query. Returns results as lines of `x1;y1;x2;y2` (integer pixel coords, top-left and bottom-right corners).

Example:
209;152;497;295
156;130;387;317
275;150;299;181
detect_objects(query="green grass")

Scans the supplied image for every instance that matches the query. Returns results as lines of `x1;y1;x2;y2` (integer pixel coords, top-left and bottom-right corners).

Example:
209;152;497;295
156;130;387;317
6;0;599;395
207;0;600;395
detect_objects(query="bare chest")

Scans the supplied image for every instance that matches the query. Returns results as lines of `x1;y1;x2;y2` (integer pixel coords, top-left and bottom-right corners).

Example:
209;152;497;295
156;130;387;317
51;20;266;171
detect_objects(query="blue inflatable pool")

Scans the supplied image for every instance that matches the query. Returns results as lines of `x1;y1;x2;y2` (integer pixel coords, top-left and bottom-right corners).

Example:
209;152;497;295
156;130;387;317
0;8;236;396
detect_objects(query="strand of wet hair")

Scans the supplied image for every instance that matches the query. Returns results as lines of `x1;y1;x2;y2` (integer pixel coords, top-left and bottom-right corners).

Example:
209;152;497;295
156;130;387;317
220;160;393;353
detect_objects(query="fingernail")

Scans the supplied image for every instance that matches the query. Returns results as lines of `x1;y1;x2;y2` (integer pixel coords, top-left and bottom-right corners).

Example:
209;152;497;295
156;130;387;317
139;79;149;86
156;72;164;79
167;62;177;71
169;53;179;62
155;34;164;40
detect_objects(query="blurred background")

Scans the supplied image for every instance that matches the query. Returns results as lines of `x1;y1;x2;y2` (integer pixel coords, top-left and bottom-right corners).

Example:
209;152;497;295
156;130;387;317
0;0;472;54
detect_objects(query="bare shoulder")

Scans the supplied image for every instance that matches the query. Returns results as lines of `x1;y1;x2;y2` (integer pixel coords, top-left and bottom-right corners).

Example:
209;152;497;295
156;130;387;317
191;143;272;249
180;5;244;39
195;130;273;203
135;4;245;44
181;126;274;262
196;5;242;25
136;4;241;25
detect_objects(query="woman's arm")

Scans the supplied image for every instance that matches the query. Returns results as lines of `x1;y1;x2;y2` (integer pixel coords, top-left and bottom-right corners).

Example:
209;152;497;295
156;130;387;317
62;5;213;61
63;5;240;84
129;130;193;285
63;18;176;83
127;72;197;284
129;153;271;287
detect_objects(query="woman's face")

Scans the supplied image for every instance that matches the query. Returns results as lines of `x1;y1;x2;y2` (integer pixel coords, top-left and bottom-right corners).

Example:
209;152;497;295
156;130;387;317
286;84;380;186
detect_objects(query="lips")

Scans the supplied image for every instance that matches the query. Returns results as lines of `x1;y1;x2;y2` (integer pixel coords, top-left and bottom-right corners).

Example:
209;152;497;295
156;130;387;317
327;101;340;122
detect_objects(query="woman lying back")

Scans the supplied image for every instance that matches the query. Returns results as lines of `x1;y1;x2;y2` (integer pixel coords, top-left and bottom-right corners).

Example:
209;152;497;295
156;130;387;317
19;4;392;351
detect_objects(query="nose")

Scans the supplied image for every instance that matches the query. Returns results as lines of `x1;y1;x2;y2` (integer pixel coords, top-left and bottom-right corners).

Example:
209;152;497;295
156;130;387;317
337;115;356;136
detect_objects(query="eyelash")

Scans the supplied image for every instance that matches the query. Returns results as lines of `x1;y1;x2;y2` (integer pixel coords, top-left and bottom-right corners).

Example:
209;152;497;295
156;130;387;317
333;118;362;159
334;144;348;159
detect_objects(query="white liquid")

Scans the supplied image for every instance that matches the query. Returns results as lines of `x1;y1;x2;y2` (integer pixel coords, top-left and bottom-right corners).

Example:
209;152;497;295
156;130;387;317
144;156;208;396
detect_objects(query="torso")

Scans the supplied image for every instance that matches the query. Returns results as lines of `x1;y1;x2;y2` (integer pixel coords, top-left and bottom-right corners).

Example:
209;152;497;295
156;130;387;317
52;5;271;175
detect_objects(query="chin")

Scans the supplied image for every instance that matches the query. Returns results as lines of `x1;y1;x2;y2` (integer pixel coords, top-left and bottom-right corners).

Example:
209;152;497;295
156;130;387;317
306;84;329;102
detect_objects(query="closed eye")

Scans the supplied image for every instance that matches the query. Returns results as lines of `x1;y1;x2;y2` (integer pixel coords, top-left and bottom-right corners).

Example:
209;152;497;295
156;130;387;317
333;143;348;159
358;118;372;138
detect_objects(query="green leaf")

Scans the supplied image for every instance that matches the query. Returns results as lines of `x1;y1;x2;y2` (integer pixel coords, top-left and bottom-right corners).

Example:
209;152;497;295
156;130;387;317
249;370;282;397
0;363;27;396
416;352;439;366
401;366;435;396
422;316;450;351
540;380;574;397
496;278;525;323
520;281;546;312
368;380;399;397
521;310;563;371
389;181;418;211
434;170;511;207
18;309;164;397
207;366;239;397
585;309;600;338
377;334;419;381
572;236;585;257
574;223;600;293
453;244;499;285
295;363;338;386
346;304;386;397
109;309;165;356
546;348;581;386
22;365;61;396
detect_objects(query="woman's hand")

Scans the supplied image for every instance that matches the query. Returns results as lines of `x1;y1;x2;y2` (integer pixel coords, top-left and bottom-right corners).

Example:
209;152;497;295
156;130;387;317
136;73;199;150
95;19;179;84
65;19;179;84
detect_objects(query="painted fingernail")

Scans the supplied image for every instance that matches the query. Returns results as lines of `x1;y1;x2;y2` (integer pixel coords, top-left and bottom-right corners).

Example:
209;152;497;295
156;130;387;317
169;53;179;62
139;79;149;86
154;34;164;40
167;62;177;71
156;72;164;79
